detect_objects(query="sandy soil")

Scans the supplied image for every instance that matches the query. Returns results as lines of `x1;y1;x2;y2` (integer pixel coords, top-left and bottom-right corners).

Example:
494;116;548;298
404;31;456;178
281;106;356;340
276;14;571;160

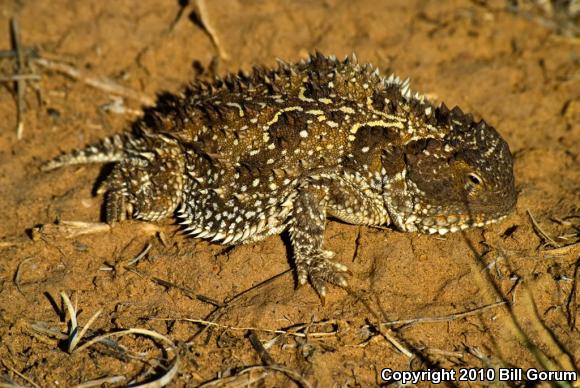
0;0;578;386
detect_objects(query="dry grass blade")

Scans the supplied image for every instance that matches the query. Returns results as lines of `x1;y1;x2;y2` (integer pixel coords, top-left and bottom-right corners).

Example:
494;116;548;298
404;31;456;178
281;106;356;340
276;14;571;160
519;286;576;373
467;346;508;372
127;243;152;266
34;58;155;106
0;74;40;82
72;328;179;388
72;375;125;388
0;380;30;387
460;230;578;386
156;317;338;338
37;293;179;387
381;301;507;328
1;360;41;388
566;258;579;330
423;348;464;358
346;288;414;358
0;241;23;248
71;309;103;352
60;291;78;350
545;242;580;256
190;269;292;340
199;365;312;388
149;276;200;300
527;209;560;248
13;257;35;295
0;47;36;58
507;0;580;37
60;291;103;352
29;322;69;340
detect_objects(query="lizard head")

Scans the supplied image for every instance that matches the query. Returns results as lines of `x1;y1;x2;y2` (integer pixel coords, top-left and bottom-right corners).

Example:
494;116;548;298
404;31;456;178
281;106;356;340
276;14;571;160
394;105;516;235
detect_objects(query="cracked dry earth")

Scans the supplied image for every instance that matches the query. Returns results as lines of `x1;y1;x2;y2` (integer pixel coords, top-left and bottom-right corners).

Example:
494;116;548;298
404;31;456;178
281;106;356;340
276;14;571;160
0;0;579;386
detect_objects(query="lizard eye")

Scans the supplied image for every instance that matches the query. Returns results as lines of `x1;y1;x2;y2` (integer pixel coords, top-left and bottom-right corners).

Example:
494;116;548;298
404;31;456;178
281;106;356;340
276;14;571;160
465;173;483;194
468;173;482;185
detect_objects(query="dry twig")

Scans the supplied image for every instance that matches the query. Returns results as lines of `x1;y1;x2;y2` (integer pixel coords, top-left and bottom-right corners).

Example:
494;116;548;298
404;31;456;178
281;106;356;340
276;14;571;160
32;220;160;241
10;18;26;139
192;0;229;60
31;221;111;241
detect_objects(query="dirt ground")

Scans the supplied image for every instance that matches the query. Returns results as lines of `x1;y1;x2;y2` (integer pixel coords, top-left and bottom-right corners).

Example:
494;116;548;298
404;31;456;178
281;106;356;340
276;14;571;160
0;0;579;386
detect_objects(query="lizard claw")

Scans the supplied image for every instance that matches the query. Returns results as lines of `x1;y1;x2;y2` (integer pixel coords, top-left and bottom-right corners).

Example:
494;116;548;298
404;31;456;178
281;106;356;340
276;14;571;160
295;250;350;301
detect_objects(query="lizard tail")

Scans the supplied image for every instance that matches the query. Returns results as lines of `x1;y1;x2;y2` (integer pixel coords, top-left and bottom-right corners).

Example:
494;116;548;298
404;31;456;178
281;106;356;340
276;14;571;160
41;133;133;171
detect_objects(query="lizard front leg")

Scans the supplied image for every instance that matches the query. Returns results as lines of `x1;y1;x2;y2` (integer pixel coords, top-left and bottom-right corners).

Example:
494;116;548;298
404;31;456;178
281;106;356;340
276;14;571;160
288;181;350;301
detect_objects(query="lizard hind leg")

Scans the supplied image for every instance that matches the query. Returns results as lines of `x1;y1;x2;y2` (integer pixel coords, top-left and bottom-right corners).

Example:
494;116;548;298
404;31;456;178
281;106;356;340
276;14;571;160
289;181;351;301
99;139;186;223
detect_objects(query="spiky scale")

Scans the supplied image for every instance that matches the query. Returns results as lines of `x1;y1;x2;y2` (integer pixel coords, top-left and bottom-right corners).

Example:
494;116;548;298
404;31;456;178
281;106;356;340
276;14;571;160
44;53;516;300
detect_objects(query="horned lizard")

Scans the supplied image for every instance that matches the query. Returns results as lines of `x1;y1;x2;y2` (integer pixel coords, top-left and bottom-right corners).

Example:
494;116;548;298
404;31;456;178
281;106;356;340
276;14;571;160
44;53;517;300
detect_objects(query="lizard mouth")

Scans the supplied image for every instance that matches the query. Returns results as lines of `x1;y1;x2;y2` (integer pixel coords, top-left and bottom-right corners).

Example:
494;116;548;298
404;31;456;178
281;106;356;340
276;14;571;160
405;213;507;235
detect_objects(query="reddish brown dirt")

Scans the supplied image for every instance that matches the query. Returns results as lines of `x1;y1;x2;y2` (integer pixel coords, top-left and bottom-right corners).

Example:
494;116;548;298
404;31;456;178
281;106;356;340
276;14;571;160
0;0;578;386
